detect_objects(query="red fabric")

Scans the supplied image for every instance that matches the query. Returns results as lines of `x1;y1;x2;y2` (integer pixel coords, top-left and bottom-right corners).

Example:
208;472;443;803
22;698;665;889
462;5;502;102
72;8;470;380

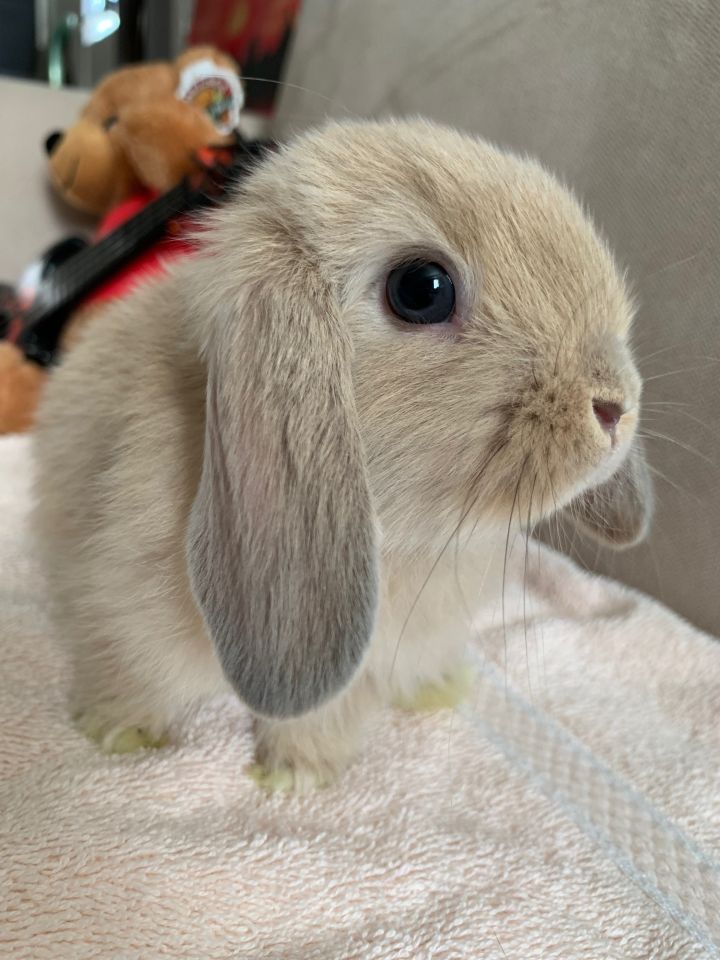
82;192;196;308
190;0;301;63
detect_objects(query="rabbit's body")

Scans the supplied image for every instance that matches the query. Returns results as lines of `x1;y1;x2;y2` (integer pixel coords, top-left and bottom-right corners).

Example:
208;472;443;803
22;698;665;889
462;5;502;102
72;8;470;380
34;272;500;779
33;120;651;789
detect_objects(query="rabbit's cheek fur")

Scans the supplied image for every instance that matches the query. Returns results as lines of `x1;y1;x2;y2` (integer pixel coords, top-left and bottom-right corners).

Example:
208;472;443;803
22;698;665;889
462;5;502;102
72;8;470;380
352;315;642;551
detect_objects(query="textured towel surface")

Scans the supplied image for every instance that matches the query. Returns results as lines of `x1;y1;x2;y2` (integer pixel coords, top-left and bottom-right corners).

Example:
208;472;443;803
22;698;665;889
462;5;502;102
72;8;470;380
1;434;719;960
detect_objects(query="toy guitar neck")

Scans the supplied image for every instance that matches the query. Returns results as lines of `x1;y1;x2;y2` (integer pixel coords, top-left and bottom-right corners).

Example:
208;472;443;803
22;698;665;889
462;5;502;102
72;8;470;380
1;136;270;367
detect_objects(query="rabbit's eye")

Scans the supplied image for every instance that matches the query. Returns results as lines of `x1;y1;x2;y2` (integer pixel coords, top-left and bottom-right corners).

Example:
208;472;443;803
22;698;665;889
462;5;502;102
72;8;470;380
386;262;455;324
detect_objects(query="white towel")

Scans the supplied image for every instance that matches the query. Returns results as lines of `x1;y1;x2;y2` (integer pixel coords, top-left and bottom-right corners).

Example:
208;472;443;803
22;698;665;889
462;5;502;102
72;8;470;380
1;434;719;960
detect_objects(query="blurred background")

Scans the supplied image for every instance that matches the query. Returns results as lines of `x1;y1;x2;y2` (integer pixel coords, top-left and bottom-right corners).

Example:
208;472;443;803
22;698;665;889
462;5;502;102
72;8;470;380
0;1;299;111
1;0;718;636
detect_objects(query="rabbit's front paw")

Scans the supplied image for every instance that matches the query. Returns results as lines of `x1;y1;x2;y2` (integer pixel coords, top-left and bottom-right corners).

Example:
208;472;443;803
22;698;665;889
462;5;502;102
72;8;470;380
394;663;476;713
74;706;169;754
250;718;353;794
246;760;331;795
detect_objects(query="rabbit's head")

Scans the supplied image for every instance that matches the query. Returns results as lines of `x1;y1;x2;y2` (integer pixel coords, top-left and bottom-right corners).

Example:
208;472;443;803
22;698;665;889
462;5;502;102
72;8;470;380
186;119;652;719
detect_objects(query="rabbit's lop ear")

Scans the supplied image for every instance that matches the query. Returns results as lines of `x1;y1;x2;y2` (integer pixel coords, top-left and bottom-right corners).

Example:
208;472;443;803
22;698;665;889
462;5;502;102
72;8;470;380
568;439;654;548
186;247;379;719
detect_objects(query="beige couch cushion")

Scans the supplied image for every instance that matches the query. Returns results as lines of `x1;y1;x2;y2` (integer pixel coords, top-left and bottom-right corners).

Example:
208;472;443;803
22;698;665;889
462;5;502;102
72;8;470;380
0;79;92;282
275;0;720;635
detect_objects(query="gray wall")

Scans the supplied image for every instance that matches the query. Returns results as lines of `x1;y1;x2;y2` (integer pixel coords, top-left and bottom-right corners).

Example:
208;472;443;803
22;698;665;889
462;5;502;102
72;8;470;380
275;0;720;635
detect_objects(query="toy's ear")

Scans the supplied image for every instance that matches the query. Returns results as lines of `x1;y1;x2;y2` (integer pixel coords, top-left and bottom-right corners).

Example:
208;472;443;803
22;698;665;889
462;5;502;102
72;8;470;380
567;439;653;548
186;225;379;719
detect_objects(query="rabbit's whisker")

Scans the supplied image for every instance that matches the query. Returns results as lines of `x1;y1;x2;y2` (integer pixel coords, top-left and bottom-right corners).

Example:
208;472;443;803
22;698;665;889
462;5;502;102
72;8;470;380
501;455;529;684
522;470;538;700
240;75;358;120
645;461;703;506
638;429;715;467
389;438;508;681
642;407;720;443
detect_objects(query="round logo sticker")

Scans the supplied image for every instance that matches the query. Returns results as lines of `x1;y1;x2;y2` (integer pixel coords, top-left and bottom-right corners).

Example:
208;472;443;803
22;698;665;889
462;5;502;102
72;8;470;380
176;58;244;134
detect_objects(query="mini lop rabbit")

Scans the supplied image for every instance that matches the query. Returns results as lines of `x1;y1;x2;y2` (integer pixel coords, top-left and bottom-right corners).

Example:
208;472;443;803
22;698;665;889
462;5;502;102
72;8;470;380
33;120;651;791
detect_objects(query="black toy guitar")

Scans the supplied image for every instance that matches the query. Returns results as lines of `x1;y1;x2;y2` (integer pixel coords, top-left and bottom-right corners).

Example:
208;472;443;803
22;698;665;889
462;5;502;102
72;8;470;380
0;135;271;367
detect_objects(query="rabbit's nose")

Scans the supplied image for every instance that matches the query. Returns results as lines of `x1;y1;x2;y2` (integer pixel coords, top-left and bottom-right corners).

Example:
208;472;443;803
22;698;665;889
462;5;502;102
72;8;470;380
45;131;64;156
593;399;623;433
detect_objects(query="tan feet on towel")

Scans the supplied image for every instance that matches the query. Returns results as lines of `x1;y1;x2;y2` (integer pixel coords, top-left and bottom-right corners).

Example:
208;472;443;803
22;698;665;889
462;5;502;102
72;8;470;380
74;708;169;754
248;713;359;795
246;761;332;795
393;664;476;713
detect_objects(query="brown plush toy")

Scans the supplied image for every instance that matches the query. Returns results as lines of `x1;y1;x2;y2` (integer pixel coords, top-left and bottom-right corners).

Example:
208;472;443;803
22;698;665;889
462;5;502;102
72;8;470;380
46;46;243;215
0;46;243;435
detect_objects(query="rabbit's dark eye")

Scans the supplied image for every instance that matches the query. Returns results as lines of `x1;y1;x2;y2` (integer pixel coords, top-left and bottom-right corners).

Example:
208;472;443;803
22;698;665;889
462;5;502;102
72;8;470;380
386;261;455;324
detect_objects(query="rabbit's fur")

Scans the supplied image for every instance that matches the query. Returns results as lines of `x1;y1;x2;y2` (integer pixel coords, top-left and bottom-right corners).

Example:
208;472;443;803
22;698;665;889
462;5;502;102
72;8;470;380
33;119;651;791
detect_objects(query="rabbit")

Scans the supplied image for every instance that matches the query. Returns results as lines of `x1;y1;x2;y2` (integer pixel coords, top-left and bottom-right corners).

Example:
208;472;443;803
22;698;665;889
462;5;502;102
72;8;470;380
32;118;652;792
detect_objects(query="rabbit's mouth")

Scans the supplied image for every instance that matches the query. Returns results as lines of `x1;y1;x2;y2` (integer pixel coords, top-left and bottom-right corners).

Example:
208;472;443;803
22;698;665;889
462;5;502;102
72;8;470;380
471;358;642;529
457;353;649;552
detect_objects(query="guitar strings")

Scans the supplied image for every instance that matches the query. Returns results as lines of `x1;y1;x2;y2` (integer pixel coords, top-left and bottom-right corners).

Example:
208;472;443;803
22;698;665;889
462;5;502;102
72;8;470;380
25;148;261;328
27;188;189;321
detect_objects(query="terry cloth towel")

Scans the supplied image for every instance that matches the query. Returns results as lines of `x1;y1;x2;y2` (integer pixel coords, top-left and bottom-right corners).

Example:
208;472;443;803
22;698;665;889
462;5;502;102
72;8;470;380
1;434;719;960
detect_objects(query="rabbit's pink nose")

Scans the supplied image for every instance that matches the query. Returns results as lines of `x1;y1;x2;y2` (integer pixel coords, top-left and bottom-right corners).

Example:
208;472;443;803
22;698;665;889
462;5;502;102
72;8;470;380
593;399;623;433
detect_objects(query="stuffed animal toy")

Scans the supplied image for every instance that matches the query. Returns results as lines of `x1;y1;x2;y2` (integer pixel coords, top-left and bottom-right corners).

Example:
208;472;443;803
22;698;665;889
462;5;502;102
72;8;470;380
0;46;244;435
